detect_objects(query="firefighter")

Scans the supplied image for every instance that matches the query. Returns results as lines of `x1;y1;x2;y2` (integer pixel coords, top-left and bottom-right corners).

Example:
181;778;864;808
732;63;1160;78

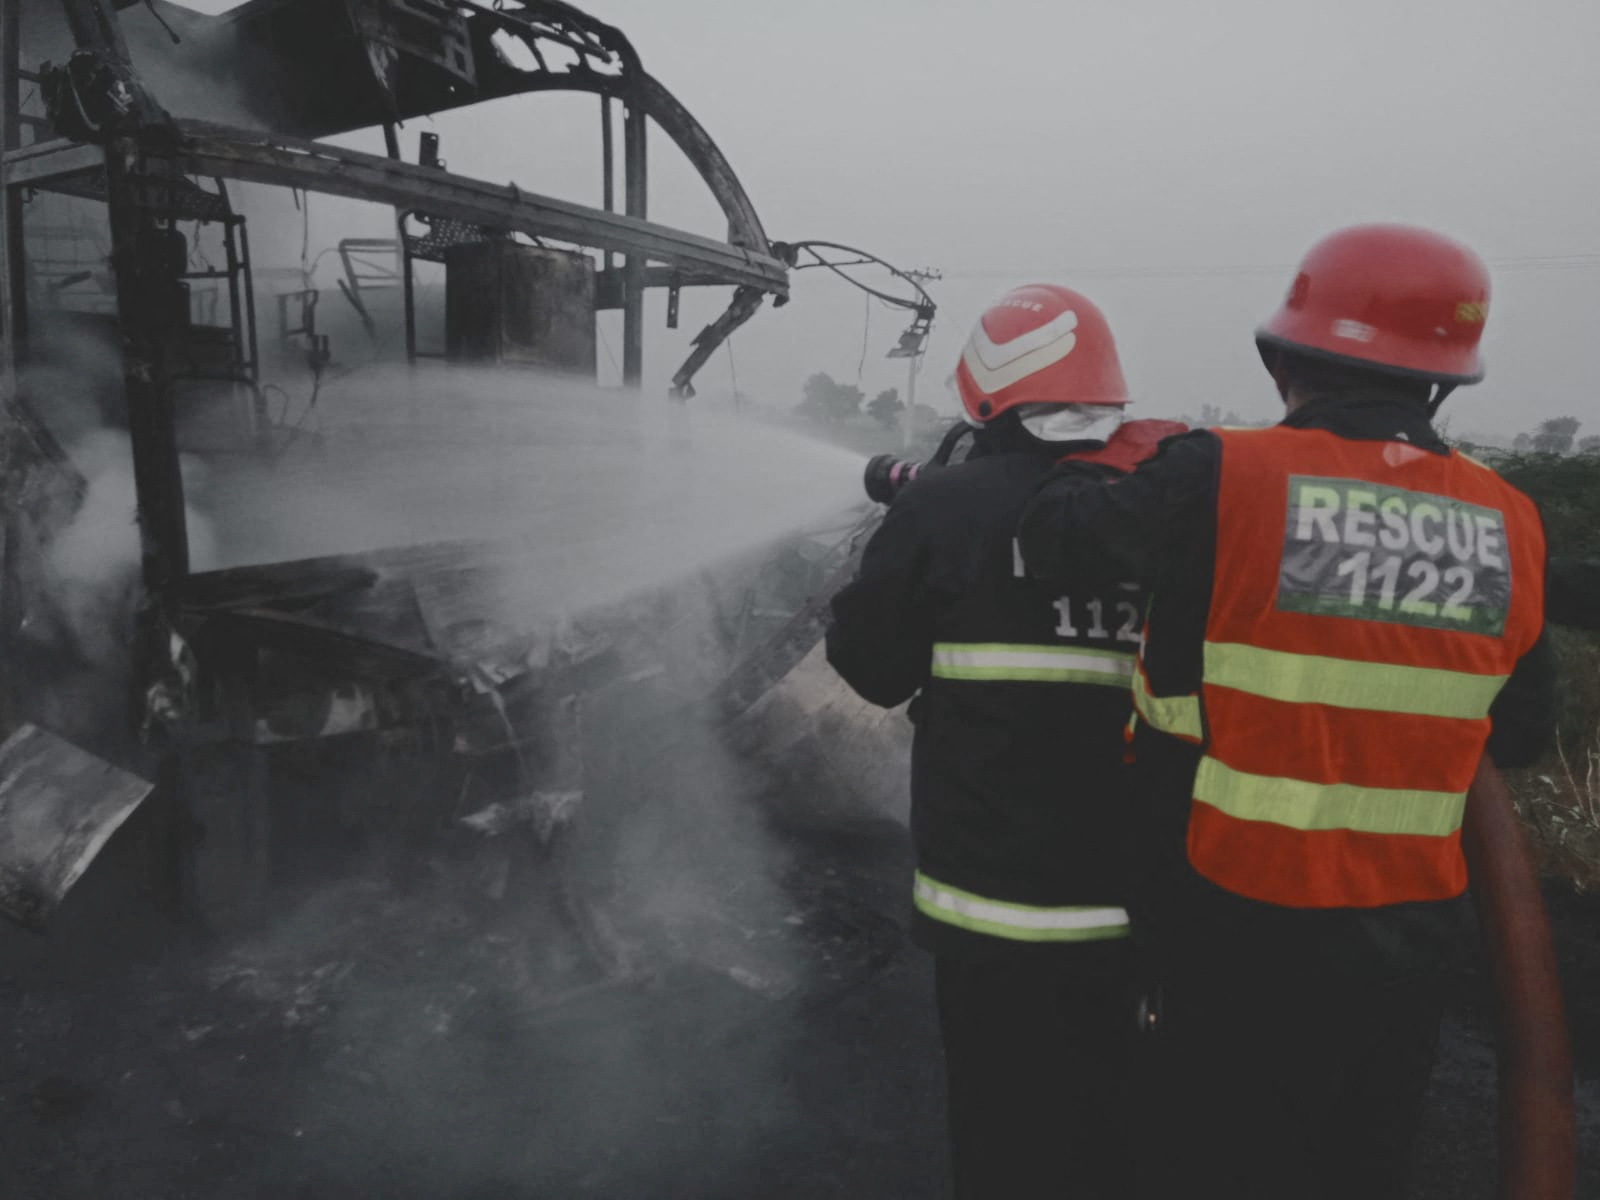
826;284;1185;1200
1016;225;1557;1199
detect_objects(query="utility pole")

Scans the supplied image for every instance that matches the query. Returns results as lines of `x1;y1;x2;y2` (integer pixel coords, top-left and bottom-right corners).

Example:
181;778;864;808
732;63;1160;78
784;242;939;444
901;267;941;450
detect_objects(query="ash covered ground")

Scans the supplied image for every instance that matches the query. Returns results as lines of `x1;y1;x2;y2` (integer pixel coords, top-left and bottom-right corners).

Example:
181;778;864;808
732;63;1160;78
1;647;945;1199
2;819;936;1199
5;685;1599;1199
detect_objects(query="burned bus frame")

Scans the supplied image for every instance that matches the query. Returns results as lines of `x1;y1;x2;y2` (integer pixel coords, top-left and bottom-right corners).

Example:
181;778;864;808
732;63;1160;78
0;0;826;928
2;0;791;590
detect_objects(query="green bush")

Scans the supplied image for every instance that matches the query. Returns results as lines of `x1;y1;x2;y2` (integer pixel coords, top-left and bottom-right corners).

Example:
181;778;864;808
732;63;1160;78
1472;449;1600;557
1467;448;1600;882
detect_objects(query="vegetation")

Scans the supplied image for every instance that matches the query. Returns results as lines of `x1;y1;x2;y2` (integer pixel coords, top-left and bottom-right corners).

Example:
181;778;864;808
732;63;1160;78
1182;402;1274;429
1509;415;1584;455
1514;631;1600;886
796;372;865;425
788;370;949;458
867;387;904;429
1473;435;1600;886
1486;450;1600;559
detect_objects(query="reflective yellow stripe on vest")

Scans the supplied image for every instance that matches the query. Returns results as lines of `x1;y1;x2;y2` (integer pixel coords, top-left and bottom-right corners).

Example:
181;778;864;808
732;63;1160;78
1202;642;1506;719
931;643;1134;686
913;872;1131;942
1130;642;1506;741
1193;756;1466;837
1131;660;1203;739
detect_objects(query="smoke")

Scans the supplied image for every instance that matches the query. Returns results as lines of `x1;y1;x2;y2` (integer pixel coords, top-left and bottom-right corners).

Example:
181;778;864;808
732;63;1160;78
4;355;886;1192
6;11;913;1190
7;114;890;1192
123;3;279;132
15;320;218;679
214;696;820;1194
148;364;886;1193
190;363;866;624
38;430;218;666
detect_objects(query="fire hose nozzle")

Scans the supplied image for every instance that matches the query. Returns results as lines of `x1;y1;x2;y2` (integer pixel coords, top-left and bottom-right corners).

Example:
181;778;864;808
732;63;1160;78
863;455;924;505
863;423;975;503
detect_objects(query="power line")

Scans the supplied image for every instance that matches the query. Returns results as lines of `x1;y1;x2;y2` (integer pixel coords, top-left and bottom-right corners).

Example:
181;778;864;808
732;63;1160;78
874;253;1600;285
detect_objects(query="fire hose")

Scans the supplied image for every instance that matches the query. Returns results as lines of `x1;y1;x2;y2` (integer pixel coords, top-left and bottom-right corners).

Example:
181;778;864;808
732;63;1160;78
1463;756;1575;1200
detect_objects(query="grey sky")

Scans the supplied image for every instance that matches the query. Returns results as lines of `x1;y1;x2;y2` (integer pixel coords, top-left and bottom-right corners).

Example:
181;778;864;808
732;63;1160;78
171;0;1600;437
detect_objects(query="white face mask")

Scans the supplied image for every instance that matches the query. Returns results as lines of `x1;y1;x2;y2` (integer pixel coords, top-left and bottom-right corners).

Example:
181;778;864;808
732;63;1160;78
1017;402;1127;444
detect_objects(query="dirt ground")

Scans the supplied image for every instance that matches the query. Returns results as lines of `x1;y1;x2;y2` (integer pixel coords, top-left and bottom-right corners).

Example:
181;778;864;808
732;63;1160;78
4;803;1599;1199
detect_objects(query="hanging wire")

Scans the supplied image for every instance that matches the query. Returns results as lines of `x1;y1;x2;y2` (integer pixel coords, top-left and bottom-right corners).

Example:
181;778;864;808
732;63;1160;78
264;354;328;456
188;218;216;274
726;333;740;411
856;290;871;382
142;0;182;44
304;245;344;281
299;190;311;282
784;241;936;316
596;318;621;380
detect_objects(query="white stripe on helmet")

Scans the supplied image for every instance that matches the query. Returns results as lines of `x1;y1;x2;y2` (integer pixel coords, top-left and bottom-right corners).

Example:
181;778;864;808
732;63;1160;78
961;307;1079;394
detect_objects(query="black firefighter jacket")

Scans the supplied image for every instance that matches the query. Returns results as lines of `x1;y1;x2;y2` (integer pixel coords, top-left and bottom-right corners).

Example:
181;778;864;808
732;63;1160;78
827;443;1144;959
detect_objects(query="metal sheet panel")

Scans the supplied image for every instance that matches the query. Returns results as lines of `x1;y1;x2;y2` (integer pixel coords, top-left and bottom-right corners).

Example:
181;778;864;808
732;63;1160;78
444;240;596;374
0;723;154;930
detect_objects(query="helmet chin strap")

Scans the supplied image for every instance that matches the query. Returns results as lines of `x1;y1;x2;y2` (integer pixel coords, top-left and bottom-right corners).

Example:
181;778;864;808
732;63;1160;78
1427;383;1457;418
1265;348;1292;404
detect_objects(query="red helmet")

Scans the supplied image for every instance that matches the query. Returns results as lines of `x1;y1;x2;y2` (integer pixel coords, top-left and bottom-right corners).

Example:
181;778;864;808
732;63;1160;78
955;284;1128;424
1256;224;1490;384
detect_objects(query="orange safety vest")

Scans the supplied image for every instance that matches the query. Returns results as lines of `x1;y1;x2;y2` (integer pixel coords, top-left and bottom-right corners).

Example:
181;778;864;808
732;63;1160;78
1131;426;1545;908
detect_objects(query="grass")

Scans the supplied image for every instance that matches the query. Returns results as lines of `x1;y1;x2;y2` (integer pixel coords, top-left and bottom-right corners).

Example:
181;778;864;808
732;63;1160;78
1508;630;1600;889
1450;448;1600;887
1511;750;1600;891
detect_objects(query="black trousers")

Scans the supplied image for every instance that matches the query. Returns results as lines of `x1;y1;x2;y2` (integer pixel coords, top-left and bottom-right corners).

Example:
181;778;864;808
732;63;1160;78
934;945;1136;1200
1134;965;1446;1200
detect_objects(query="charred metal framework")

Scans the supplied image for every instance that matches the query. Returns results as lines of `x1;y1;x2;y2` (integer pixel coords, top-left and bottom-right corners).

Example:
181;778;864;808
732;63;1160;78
0;0;863;930
0;0;794;627
3;0;789;381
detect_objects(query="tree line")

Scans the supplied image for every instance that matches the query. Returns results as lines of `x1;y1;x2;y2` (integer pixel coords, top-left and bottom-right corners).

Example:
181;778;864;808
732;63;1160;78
791;380;1595;460
795;372;907;428
1509;416;1594;456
